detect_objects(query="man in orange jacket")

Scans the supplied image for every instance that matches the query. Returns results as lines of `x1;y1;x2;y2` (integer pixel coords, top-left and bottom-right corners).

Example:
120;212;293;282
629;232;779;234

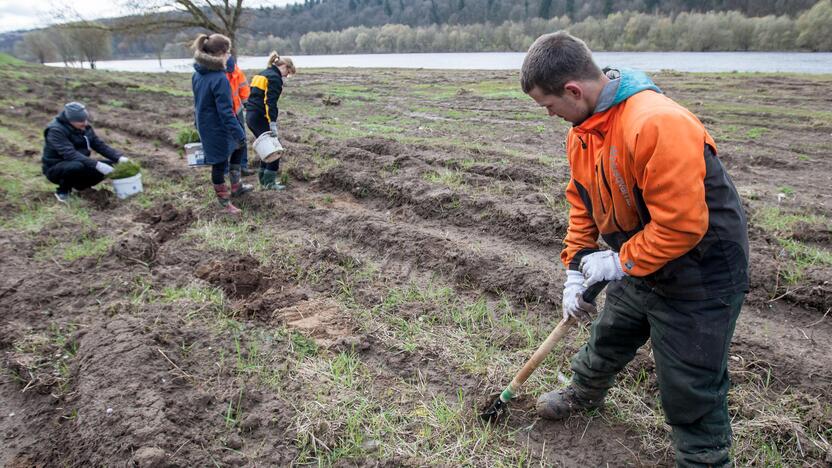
521;32;748;467
226;55;252;175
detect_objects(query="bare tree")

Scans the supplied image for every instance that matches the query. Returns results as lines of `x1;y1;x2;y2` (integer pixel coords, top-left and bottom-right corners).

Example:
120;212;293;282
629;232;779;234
50;27;79;66
21;31;57;64
66;23;113;69
117;1;246;54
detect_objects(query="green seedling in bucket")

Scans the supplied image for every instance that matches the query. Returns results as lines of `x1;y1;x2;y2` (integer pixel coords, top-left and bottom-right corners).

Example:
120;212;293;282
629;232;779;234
108;160;141;180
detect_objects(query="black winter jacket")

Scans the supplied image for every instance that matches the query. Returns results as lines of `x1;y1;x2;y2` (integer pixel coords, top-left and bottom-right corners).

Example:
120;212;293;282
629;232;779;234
41;112;122;174
245;65;283;123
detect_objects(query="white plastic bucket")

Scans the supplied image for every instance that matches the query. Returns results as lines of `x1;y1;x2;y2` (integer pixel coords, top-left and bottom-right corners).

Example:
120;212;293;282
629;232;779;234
253;133;284;163
111;173;143;199
184;142;207;166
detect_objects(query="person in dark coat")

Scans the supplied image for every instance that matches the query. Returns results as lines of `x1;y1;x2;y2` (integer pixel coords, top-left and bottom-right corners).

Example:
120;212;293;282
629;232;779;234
191;33;249;214
42;102;129;203
245;51;295;190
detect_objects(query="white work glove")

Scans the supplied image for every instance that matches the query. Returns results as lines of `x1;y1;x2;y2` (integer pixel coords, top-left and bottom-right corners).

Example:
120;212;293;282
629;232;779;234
95;161;114;175
562;270;588;321
269;122;278;137
117;156;129;164
580;251;626;288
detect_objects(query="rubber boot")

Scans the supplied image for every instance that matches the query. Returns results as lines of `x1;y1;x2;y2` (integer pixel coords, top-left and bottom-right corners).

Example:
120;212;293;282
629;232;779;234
260;169;285;191
213;183;241;215
536;386;604;420
229;164;253;196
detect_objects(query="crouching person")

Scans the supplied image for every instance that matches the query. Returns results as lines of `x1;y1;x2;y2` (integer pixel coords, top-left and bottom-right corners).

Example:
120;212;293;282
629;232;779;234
42;102;129;203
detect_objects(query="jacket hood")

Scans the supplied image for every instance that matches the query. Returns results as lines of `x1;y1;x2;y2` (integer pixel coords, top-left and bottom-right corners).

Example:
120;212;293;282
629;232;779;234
226;55;236;73
594;68;662;114
574;68;661;132
194;49;226;73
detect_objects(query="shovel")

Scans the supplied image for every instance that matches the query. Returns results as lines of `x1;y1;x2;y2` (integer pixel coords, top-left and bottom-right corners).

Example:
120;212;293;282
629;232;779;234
480;280;609;423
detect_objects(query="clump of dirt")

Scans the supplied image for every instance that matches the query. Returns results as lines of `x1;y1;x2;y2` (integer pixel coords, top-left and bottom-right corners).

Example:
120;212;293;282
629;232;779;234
790;221;832;245
135;202;195;243
76;188;116;210
113;232;158;265
239;285;308;321
195;255;263;298
276;297;354;347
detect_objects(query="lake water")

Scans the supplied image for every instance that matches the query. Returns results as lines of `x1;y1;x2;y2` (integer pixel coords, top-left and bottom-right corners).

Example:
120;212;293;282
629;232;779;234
47;51;832;74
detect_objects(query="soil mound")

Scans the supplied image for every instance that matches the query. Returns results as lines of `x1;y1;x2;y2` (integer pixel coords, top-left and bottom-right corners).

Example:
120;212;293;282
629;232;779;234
135;203;195;243
76;188;116;210
195;255;263;298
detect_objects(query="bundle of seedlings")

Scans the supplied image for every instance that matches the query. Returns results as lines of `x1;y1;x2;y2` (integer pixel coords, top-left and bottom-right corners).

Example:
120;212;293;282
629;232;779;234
108;160;141;179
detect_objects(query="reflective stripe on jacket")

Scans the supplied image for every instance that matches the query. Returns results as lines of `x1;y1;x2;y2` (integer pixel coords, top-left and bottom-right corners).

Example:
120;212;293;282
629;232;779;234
561;69;749;299
245;65;282;123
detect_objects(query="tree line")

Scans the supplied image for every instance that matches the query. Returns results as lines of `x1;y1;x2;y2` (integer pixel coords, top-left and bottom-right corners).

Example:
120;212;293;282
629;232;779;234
10;0;832;65
278;6;831;55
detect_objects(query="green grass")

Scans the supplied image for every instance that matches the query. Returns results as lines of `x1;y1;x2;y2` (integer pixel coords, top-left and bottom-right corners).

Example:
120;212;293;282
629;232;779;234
161;285;225;305
778;238;832;285
56;235;113;262
745;127;768;139
752;206;828;234
422;168;465;189
185;216;274;264
0;53;26;66
128;84;191;97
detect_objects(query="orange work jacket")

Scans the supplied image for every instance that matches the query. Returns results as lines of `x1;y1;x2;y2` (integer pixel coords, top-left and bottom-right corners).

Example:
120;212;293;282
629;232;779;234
561;69;748;299
226;64;250;114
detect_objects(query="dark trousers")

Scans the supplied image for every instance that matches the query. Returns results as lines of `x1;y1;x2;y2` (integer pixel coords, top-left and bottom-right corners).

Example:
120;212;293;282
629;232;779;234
245;111;280;172
233;110;249;170
571;277;743;467
211;147;243;185
45;160;108;193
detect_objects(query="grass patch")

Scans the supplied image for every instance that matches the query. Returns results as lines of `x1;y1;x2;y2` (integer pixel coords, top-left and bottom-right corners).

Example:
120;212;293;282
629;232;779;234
161;284;225;305
0;53;26;66
422;168;465;189
752;206;828;235
185;216;273;264
55;235;113;262
128;84;191;97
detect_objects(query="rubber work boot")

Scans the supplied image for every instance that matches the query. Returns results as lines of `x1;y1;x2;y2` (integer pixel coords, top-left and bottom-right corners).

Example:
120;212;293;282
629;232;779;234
260;169;285;191
213;183;241;215
230;182;254;196
536;386;604;420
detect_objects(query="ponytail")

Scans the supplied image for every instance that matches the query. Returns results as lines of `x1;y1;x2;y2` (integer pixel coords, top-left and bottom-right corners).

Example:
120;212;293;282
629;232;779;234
267;51;280;68
267;50;297;75
192;33;231;56
191;34;209;52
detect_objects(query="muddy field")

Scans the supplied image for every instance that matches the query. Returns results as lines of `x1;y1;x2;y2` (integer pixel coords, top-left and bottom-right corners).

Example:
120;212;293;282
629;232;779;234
0;59;830;466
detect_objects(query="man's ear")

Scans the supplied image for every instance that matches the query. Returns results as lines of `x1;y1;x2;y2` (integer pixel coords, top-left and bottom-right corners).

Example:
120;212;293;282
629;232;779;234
563;82;583;99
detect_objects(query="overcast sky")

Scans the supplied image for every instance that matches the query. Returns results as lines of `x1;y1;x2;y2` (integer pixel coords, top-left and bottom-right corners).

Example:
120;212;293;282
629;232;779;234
0;0;298;34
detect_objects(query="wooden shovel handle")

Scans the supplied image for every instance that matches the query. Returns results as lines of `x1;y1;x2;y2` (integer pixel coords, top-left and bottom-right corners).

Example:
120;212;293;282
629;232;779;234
508;318;573;389
507;280;608;391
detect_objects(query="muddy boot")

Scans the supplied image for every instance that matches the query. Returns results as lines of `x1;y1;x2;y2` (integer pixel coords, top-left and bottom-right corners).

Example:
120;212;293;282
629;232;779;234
213;183;242;215
229;165;254;196
536;386;604;420
260;169;285;191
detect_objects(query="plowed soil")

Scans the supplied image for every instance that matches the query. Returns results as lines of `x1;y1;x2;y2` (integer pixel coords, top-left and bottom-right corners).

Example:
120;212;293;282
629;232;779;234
1;63;830;466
